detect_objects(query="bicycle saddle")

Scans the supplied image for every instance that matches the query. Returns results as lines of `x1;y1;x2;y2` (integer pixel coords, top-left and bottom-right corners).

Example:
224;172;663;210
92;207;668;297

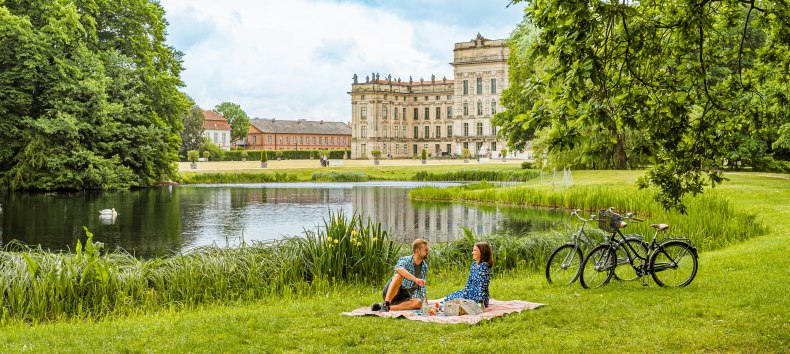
650;224;670;230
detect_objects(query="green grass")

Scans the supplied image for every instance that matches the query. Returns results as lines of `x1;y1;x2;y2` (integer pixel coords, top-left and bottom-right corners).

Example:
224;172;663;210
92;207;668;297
412;169;540;182
0;171;787;352
311;171;369;182
179;171;298;183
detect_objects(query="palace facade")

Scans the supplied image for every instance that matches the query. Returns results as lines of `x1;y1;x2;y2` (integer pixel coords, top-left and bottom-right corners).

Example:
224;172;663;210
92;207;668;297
349;35;510;159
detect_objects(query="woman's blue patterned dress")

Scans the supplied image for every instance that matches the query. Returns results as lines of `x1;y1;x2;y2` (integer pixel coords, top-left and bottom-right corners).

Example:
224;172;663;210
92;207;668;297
443;261;491;307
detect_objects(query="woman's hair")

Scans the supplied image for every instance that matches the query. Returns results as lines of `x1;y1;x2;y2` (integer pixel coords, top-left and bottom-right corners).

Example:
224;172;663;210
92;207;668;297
475;242;494;268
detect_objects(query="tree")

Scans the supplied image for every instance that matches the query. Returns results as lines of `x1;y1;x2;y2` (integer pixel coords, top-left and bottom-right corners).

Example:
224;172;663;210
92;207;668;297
214;102;250;143
0;1;189;190
180;105;205;156
503;0;790;212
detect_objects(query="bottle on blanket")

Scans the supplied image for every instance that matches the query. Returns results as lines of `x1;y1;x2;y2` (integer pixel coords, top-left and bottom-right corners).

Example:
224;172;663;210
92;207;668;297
421;296;429;316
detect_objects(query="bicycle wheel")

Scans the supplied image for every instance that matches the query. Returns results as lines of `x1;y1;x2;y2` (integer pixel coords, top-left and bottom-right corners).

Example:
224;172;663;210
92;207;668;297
546;243;584;285
580;244;616;289
613;237;648;281
650;241;698;287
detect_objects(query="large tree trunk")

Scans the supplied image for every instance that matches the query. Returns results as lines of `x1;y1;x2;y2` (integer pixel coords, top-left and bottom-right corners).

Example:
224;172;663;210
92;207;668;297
615;133;628;170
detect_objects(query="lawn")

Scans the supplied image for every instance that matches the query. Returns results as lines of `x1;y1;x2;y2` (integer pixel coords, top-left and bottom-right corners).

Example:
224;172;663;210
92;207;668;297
0;171;787;353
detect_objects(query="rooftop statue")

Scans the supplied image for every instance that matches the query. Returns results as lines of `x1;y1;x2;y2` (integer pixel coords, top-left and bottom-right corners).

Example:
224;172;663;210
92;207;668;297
352;73;358;84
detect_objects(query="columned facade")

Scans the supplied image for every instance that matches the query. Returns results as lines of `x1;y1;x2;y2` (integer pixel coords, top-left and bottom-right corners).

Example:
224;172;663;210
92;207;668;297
350;35;510;159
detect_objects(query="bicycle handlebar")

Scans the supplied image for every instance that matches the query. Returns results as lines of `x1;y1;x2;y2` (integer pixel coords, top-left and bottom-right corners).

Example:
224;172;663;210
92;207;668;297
569;209;594;223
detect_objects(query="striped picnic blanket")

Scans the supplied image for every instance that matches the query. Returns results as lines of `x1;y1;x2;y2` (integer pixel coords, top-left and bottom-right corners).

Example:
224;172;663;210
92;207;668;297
341;299;544;325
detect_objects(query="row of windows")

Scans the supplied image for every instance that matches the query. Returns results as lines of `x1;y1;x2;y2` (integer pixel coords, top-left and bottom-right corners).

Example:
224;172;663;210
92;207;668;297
359;123;496;139
361;106;454;120
249;135;347;146
359;142;498;156
463;78;497;95
360;95;453;101
204;132;228;145
463;101;497;116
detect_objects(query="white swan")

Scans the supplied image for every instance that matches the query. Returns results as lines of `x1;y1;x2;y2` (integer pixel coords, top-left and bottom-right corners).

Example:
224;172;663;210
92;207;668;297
99;208;117;215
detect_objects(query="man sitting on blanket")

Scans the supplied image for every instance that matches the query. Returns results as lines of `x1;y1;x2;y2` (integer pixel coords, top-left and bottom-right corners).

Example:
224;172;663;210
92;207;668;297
371;239;429;312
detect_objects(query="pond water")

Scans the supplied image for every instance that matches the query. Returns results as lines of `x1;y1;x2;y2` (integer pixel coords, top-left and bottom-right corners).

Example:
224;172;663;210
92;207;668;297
0;182;567;258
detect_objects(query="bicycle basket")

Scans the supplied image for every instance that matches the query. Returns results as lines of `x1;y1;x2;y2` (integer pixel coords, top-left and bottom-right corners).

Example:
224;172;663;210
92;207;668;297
597;209;622;233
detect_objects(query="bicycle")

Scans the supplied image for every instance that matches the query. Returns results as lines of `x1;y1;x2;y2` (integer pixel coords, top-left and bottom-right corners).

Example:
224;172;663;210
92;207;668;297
545;210;646;285
580;208;699;289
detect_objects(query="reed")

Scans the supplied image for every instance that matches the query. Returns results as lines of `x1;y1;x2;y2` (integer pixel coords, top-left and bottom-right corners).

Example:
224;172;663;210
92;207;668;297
411;184;767;251
311;172;369;182
412;169;540;182
179;172;298;184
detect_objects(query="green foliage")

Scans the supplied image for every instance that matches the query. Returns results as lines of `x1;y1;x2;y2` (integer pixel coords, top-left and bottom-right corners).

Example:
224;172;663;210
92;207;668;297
370;150;381;160
187;151;199;163
521;161;536;169
202;151;210;159
179;172;297;184
239;150;248;159
461;148;472;159
421;149;427;160
199;139;224;160
275;151;283;159
213;102;250;142
311;172;368;182
504;0;790;212
261;150;268;162
0;1;189;191
180;106;205;156
412;170;539;182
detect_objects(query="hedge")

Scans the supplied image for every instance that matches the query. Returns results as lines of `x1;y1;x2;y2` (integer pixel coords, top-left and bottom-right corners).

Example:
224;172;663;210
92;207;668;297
182;150;351;161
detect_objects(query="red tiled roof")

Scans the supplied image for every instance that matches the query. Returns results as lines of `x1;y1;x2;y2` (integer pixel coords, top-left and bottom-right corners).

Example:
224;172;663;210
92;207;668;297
203;110;231;131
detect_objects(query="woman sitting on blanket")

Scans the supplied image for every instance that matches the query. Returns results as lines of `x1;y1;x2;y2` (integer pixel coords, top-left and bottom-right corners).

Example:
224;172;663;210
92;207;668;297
442;242;493;309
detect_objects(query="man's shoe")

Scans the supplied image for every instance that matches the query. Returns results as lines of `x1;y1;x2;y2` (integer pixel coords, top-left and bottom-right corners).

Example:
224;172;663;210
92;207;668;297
378;303;390;312
370;302;381;311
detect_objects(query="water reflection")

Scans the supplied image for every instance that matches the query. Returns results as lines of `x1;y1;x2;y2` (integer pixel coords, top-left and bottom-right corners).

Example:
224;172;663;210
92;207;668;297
0;182;566;258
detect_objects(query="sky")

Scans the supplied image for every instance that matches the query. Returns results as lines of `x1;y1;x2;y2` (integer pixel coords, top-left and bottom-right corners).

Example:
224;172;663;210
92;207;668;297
159;0;527;122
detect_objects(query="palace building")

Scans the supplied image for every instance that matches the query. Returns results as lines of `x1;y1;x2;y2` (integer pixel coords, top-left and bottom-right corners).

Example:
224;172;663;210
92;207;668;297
349;34;511;159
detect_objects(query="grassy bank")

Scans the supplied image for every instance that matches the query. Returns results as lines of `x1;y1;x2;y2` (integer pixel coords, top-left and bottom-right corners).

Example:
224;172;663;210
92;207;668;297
0;172;787;352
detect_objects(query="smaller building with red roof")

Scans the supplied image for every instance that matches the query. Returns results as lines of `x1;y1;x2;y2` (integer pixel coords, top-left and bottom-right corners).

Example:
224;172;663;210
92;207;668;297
203;110;232;151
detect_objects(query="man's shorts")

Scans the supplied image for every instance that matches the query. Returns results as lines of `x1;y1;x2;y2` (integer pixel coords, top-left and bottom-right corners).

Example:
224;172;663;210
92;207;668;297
381;278;413;305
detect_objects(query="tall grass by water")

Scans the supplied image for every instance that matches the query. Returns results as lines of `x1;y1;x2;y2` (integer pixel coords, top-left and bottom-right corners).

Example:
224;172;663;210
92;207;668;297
412;169;540;182
179;171;298;184
411;183;767;251
311;171;369;182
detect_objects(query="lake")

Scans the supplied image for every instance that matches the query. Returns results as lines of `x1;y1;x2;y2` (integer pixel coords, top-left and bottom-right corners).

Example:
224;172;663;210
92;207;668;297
0;182;566;258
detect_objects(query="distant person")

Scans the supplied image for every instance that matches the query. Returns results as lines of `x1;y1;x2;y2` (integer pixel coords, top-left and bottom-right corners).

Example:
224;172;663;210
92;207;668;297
441;242;493;309
371;239;429;312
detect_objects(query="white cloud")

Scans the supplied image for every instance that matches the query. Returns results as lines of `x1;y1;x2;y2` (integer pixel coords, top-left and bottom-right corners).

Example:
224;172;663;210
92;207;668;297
160;0;525;122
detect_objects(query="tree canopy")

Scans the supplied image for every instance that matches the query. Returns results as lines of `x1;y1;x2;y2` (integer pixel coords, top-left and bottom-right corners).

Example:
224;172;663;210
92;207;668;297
0;0;189;190
214;102;250;143
500;0;790;212
180;105;205;157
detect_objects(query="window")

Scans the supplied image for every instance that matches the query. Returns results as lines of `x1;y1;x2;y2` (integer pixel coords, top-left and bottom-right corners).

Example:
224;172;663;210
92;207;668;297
319;137;323;144
394;127;399;138
253;136;257;144
424;126;430;138
463;102;468;116
447;107;452;119
435;144;441;155
268;136;272;143
383;106;388;119
361;126;367;138
446;143;452;154
476;142;483;155
491;78;497;94
299;137;303;144
361;105;367;119
222;133;226;144
447;95;452;100
286;137;290;144
447;125;453;138
402;108;406;120
413;144;418;155
331;137;335;145
279;136;283;144
344;137;347;145
491;101;497;115
361;95;365;100
396;144;400;155
477;101;483;116
394;108;398;120
435;107;441;120
463;80;468;95
213;132;218;143
464;123;469;137
402;126;407;138
413;126;419;138
414;97;417;101
383;144;387;154
491;125;497;136
463;142;469;150
477;77;482;94
424;107;430;120
383;127;388;138
435;125;441;138
312;137;316;144
361;144;366;156
477;122;483;136
414;108;419;120
491;142;497;154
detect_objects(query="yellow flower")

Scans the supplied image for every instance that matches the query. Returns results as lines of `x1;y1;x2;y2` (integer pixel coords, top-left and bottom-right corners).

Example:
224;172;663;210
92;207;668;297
326;237;333;243
334;239;339;244
351;238;357;243
356;241;362;246
351;230;358;236
372;237;378;242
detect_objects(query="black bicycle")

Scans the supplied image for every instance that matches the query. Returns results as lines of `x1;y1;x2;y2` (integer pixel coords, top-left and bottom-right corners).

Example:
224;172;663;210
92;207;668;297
546;209;646;285
580;208;699;288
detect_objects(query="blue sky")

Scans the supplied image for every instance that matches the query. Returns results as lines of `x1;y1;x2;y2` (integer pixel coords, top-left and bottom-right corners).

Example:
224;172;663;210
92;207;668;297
160;0;526;122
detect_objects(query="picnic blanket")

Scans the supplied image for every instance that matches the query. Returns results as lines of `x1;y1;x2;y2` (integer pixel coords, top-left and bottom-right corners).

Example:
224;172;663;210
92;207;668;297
341;299;544;325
